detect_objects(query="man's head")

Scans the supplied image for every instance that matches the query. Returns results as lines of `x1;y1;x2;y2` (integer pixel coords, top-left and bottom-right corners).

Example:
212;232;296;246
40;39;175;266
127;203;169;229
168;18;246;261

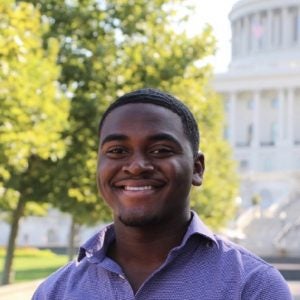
97;88;204;227
98;88;200;159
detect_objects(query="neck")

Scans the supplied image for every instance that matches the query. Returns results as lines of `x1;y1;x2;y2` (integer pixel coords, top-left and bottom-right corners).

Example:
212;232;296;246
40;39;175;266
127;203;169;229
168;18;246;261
111;212;191;263
107;211;191;293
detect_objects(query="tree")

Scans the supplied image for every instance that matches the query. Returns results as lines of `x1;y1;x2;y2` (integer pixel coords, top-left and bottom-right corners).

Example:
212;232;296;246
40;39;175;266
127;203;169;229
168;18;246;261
24;0;238;235
0;1;69;284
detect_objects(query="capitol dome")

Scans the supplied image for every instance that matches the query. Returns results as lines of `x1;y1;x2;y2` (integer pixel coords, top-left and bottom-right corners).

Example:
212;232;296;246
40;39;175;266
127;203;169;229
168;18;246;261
229;0;300;71
214;0;300;257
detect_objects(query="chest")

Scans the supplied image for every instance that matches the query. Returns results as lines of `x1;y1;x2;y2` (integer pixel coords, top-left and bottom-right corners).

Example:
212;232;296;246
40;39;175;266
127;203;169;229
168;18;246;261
64;255;243;300
120;261;162;294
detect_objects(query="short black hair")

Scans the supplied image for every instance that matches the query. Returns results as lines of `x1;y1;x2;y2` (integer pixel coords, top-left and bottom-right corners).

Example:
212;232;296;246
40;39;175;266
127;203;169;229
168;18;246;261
98;88;200;158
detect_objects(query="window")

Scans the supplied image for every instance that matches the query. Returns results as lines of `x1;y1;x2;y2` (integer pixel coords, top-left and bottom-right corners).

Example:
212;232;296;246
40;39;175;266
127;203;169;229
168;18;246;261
247;124;253;145
47;229;58;245
239;160;249;171
247;99;253;109
271;98;278;109
271;122;278;144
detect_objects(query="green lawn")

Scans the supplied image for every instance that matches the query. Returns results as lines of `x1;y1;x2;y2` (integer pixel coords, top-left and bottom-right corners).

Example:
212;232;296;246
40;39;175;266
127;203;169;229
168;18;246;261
0;248;68;283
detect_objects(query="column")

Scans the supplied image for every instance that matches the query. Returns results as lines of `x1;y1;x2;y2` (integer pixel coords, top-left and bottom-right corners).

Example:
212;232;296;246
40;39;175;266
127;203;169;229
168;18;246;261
236;19;241;56
277;89;285;146
297;7;300;44
252;91;261;148
244;16;250;54
240;17;245;55
229;92;237;147
266;9;273;49
251;91;261;171
231;21;237;58
287;88;294;145
252;13;260;51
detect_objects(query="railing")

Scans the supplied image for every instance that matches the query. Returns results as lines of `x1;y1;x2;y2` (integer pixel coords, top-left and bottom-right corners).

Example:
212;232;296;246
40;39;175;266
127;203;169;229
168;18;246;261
273;216;300;252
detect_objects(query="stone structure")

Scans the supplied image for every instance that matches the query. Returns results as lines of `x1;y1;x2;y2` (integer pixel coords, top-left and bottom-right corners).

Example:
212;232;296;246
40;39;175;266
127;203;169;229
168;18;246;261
0;209;102;249
214;0;300;256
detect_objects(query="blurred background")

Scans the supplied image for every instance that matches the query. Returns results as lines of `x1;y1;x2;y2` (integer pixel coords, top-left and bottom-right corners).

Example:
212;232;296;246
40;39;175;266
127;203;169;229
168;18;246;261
0;0;299;297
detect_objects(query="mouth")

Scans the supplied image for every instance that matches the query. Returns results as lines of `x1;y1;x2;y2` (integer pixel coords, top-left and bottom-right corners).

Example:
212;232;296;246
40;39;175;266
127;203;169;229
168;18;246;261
124;186;153;191
112;179;165;195
114;185;160;199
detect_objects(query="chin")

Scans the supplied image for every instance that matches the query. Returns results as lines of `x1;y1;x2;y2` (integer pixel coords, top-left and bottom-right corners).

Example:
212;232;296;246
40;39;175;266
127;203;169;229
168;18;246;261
118;212;161;227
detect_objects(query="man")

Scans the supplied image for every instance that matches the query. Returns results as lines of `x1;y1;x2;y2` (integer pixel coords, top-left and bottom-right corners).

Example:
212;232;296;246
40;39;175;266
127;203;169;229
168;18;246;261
33;88;292;299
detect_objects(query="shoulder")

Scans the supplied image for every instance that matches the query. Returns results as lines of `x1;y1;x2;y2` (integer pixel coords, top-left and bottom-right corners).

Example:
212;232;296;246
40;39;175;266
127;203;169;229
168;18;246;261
32;261;77;299
32;256;99;300
213;236;292;299
32;226;113;299
214;235;270;270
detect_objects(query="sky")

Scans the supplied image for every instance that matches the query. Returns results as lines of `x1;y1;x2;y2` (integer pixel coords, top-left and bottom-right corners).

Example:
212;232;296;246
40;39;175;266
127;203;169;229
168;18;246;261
187;0;239;73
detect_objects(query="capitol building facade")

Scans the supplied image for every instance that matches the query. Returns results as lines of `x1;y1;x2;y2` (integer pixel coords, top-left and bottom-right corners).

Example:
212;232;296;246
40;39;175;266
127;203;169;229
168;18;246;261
214;0;300;256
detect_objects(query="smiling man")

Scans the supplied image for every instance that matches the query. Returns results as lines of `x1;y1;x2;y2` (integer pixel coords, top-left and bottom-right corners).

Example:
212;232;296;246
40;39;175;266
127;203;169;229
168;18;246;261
33;88;292;299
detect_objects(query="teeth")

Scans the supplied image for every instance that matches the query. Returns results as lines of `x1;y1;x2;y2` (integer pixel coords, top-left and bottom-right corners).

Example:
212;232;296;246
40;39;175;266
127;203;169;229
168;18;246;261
124;186;153;191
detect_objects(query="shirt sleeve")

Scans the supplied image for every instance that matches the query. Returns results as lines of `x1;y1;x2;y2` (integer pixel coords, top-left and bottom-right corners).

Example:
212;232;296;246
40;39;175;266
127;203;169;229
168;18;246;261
242;265;293;300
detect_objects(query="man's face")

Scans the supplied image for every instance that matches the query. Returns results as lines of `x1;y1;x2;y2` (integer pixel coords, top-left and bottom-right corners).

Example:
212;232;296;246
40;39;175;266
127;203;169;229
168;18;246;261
97;103;204;227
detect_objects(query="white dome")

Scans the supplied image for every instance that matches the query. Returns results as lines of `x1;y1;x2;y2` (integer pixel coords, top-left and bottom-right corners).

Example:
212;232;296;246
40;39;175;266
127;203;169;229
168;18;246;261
229;0;300;71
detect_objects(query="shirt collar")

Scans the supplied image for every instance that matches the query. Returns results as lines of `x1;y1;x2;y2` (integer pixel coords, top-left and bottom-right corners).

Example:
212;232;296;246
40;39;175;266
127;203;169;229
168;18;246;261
77;211;218;262
77;223;115;262
185;211;218;248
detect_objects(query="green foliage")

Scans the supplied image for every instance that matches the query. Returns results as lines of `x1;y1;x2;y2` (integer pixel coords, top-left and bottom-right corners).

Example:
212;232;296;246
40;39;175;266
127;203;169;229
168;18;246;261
0;1;69;284
22;0;238;229
0;1;69;207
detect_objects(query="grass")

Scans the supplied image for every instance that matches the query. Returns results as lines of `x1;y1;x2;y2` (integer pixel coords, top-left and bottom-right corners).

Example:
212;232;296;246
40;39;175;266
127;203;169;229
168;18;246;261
0;247;68;283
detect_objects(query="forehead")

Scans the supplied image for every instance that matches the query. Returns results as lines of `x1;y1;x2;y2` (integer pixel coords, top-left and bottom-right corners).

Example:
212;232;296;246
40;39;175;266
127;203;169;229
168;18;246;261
100;103;186;140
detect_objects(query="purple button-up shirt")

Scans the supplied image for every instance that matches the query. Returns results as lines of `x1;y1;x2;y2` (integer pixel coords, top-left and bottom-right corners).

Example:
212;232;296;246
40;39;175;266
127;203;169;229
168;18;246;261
32;212;292;299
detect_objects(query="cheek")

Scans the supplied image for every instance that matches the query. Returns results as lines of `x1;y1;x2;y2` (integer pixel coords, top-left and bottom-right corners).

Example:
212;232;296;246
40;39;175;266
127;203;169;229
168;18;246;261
167;159;194;184
96;165;114;208
97;161;112;190
97;159;124;192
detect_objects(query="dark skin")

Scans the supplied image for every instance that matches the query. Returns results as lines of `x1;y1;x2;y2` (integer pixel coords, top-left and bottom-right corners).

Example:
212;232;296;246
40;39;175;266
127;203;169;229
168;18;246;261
98;104;204;293
108;220;190;291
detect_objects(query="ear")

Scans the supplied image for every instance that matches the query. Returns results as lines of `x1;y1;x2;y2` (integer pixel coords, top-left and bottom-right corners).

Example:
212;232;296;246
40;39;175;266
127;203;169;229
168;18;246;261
192;152;205;186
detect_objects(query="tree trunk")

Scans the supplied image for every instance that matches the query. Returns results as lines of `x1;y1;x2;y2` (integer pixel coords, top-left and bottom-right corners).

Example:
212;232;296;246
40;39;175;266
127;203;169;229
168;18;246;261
67;217;80;261
1;197;26;285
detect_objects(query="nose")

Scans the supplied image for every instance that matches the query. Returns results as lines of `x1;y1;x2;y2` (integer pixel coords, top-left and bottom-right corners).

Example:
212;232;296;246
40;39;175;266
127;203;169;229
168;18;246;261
122;153;154;175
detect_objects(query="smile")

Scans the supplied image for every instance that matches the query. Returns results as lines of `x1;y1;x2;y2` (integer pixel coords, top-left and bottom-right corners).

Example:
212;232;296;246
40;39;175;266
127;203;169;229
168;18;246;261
124;186;153;191
113;179;166;191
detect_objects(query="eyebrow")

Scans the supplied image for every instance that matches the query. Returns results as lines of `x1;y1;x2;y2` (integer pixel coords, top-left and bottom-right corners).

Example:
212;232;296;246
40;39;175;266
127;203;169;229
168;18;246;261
101;134;128;147
148;133;182;149
100;132;182;149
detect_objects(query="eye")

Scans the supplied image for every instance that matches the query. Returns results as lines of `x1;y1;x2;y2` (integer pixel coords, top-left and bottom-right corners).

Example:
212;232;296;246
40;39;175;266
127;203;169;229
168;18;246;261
150;147;174;157
106;146;128;157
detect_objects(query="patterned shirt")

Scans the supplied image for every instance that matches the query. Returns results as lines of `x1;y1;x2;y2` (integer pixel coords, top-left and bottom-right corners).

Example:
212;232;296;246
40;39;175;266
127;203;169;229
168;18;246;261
32;212;292;299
